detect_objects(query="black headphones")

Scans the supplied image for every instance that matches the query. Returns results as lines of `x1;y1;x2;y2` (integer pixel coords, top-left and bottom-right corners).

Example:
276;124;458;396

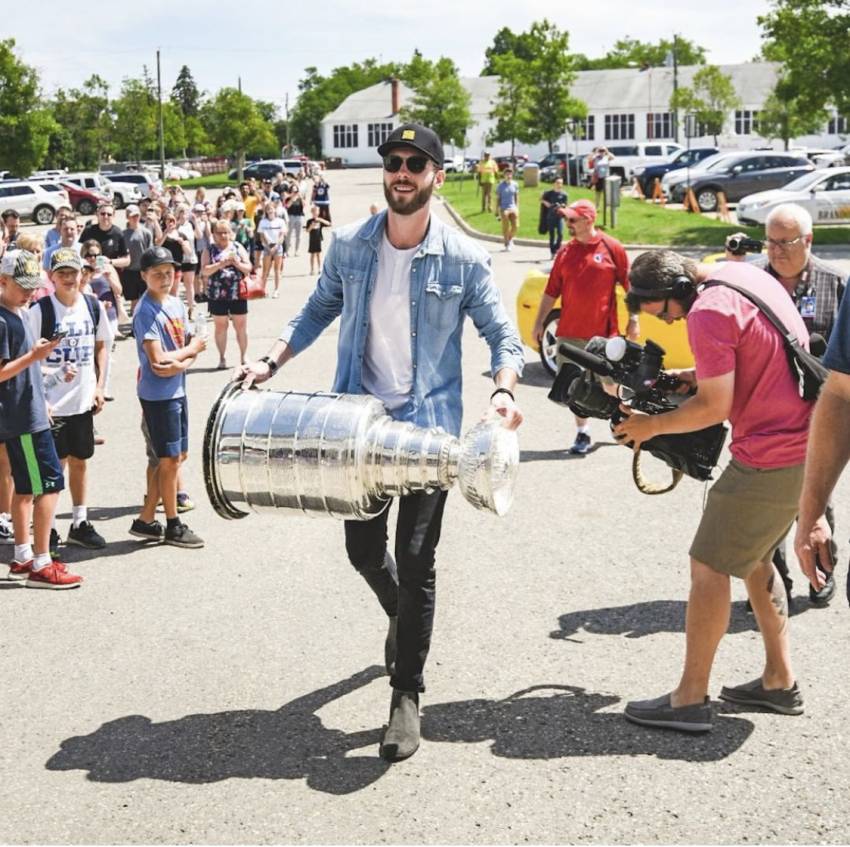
630;274;696;304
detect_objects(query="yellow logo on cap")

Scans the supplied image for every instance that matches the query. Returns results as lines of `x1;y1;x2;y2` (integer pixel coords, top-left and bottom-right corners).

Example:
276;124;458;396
55;249;75;262
23;258;39;276
402;130;416;140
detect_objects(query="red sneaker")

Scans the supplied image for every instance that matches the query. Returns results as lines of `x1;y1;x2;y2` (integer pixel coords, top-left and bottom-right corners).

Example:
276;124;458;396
25;561;82;590
6;559;33;581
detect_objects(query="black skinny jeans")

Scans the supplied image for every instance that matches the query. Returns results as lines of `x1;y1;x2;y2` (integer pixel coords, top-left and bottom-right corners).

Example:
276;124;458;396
344;489;448;693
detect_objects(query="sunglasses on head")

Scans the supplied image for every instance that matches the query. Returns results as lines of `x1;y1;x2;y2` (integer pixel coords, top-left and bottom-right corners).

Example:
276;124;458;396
383;154;430;174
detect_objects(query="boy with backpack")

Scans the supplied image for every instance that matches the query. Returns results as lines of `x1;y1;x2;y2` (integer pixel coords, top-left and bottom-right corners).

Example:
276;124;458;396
29;248;111;552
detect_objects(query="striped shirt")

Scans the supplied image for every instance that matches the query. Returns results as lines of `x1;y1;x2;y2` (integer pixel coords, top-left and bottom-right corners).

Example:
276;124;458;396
754;254;846;341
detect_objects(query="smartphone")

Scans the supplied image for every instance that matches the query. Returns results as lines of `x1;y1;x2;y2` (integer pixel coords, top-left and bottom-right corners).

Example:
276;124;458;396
51;329;69;342
96;255;106;271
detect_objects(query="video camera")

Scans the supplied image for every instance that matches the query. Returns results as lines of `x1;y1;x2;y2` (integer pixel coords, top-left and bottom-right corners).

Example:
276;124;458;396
725;233;763;257
553;337;727;492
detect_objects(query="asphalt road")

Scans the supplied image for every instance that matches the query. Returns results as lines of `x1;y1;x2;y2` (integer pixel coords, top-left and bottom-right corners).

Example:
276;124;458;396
3;170;850;845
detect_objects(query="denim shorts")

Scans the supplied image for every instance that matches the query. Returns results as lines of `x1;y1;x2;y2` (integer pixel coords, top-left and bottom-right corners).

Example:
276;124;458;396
140;397;189;461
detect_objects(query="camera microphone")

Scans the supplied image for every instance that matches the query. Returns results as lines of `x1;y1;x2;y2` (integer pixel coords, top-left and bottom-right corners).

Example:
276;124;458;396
810;333;827;358
557;342;615;377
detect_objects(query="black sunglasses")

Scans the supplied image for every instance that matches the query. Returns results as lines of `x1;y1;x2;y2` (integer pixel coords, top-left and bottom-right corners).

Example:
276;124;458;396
383;154;430;174
83;252;100;259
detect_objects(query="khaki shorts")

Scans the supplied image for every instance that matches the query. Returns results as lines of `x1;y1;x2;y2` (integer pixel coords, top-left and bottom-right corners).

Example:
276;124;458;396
690;459;804;579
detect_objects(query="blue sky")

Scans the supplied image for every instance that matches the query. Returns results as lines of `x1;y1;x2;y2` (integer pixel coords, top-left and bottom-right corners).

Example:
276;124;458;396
8;0;772;116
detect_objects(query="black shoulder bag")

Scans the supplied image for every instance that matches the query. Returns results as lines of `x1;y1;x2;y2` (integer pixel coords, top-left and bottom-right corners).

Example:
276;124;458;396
702;280;828;402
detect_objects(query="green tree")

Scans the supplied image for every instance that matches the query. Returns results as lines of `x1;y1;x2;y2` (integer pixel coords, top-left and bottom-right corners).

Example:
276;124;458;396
289;59;400;158
0;39;58;176
112;77;158;162
760;0;850;116
670;65;740;144
520;20;587;152
47;75;114;169
400;57;472;149
481;27;537;75
171;65;201;117
757;79;828;150
487;53;535;158
575;36;707;71
202;87;276;178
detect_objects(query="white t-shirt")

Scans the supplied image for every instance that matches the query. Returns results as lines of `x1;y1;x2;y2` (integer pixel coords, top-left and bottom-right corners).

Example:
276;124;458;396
27;294;110;417
361;233;419;411
259;216;286;248
177;221;198;264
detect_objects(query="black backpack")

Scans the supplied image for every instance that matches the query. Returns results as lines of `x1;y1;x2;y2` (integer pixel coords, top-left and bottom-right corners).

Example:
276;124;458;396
36;293;101;340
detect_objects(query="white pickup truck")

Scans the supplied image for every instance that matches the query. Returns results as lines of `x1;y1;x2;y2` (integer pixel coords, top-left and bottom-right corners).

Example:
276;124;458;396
603;142;683;182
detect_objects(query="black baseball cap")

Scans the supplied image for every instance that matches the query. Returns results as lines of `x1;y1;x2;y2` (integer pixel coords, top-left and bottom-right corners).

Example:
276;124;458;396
377;123;444;166
140;246;180;271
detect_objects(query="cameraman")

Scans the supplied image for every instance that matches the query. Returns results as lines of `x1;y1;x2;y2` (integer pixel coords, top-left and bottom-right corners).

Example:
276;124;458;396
614;251;816;732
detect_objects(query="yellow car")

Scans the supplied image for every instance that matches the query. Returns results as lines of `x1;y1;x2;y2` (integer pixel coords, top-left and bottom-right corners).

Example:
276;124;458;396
516;268;695;375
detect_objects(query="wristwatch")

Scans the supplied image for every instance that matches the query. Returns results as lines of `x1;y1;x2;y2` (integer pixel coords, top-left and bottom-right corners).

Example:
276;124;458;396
259;355;278;375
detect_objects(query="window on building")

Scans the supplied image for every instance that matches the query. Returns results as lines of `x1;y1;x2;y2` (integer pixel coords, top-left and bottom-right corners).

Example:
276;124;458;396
333;124;359;149
572;116;595;141
367;122;394;147
646;112;673;140
828;114;849;134
734;110;760;135
604;114;635;141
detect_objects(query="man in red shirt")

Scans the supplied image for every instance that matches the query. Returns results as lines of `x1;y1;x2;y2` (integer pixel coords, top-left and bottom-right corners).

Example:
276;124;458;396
532;199;639;454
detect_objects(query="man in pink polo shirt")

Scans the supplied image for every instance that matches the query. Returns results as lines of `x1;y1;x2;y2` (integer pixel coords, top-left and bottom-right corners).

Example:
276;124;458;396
613;251;816;733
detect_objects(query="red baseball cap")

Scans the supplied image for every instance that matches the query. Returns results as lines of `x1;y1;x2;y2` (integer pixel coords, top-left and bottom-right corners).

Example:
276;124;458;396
560;199;597;221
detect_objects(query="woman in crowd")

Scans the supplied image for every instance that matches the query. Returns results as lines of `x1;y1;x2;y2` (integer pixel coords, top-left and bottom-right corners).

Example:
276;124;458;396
305;204;331;275
201;220;252;370
285;185;305;256
258;201;286;298
175;205;199;318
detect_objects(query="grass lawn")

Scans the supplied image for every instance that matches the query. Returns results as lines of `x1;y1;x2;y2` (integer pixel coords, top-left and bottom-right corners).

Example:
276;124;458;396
439;175;850;247
180;172;237;189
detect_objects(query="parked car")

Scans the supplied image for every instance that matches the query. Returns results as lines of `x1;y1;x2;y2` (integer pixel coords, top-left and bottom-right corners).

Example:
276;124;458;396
662;151;743;199
515;267;693;376
537;152;584;184
605;142;683;182
61;181;110;216
671;152;814;211
443;156;465;173
495;154;528;172
736;167;850;225
229;160;285;181
106;171;162;199
102;177;143;209
0;180;64;224
633;146;719;196
61;172;114;201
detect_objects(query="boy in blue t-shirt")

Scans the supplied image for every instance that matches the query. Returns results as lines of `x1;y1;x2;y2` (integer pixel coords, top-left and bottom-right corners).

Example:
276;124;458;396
129;246;206;548
0;250;83;588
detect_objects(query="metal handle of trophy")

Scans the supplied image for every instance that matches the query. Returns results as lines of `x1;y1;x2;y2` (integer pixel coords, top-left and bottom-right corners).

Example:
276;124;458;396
456;421;520;516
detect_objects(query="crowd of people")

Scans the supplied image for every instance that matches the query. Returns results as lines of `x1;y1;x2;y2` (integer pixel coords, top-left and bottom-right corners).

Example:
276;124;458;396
0;168;333;586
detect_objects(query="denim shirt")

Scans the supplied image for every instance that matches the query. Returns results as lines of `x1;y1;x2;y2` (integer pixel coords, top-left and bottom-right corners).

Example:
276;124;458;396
281;209;524;436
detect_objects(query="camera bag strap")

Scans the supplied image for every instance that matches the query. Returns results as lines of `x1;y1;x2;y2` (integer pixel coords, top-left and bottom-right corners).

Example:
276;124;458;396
701;279;828;401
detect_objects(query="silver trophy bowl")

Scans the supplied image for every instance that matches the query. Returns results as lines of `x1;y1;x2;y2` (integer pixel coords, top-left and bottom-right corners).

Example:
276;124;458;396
203;383;519;521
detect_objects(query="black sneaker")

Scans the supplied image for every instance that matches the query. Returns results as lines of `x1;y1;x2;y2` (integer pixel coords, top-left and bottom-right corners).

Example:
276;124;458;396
129;518;164;541
49;528;61;559
164;522;204;549
67;520;106;549
569;431;592;455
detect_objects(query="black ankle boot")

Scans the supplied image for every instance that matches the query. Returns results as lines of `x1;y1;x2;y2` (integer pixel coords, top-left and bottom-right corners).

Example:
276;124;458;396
380;689;420;761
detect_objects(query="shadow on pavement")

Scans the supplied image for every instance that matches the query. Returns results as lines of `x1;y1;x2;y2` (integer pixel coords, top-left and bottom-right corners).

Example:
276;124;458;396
46;666;390;795
551;598;814;642
421;684;754;761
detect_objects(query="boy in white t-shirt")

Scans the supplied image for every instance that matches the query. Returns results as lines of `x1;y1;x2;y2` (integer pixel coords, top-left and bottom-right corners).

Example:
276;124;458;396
28;248;111;551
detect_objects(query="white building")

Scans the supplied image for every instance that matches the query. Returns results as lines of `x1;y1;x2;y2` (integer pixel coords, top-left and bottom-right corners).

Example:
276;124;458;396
320;63;848;165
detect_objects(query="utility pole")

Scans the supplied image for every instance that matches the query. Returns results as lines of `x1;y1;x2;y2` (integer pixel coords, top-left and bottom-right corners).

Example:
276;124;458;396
285;92;291;155
157;49;165;181
238;76;242;94
672;34;679;143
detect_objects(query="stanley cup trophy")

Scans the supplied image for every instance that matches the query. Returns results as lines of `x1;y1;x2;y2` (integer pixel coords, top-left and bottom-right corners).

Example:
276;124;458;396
203;383;520;521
